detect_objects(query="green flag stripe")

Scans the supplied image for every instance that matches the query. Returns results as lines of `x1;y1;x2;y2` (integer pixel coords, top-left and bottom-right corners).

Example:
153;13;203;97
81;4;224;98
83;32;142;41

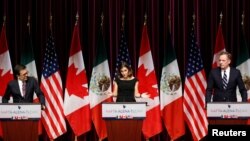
236;27;249;65
95;28;108;66
21;34;35;64
164;31;176;66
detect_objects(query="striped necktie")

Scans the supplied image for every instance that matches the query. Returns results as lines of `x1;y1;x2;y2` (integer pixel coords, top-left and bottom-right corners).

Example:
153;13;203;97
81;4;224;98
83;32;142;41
222;70;227;89
22;81;26;97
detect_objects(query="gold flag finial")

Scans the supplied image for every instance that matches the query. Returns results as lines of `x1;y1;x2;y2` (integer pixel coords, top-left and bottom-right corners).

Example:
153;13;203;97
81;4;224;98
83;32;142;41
219;12;223;25
121;11;125;30
192;13;196;26
50;15;53;30
3;16;6;26
75;12;79;25
27;13;31;33
168;12;171;32
241;11;245;26
144;13;147;25
101;12;104;27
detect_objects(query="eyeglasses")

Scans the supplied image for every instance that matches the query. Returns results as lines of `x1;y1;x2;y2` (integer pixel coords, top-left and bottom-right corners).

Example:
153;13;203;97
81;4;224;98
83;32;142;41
19;71;29;76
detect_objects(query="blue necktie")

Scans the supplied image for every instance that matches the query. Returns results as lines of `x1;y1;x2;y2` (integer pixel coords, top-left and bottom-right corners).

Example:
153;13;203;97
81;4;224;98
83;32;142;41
222;71;227;89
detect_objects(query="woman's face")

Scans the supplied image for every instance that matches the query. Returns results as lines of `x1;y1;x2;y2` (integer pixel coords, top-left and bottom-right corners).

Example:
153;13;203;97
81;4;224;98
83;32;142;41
120;67;129;78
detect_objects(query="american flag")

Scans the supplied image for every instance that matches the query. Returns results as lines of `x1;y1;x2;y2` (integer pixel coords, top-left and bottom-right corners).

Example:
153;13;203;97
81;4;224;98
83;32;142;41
183;26;208;141
40;34;67;139
114;30;131;78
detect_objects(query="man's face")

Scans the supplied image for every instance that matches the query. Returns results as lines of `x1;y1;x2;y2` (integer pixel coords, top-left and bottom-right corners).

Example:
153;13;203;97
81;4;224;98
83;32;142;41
219;54;231;70
17;69;28;81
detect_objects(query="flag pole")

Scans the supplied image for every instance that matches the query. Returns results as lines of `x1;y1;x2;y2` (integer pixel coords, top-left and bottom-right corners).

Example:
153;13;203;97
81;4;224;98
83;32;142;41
74;12;79;141
144;13;147;25
168;12;171;33
121;11;125;31
50;15;52;30
192;13;195;27
101;12;104;28
27;13;31;34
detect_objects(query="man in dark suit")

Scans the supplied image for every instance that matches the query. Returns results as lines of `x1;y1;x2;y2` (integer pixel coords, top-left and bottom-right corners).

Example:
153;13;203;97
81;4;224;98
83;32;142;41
206;51;247;102
2;64;45;109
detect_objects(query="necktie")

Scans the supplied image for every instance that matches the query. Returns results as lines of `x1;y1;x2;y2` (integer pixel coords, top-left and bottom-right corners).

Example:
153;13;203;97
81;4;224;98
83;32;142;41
22;81;26;97
222;70;227;89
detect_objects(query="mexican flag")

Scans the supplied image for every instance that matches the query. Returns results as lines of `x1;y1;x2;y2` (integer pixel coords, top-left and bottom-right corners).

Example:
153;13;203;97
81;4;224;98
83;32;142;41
89;26;112;140
20;24;43;135
21;30;38;80
160;29;185;140
236;25;250;102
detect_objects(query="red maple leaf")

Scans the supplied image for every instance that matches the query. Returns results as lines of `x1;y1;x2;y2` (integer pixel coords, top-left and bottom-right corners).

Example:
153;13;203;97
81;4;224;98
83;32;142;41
0;69;13;95
66;64;88;98
137;64;158;98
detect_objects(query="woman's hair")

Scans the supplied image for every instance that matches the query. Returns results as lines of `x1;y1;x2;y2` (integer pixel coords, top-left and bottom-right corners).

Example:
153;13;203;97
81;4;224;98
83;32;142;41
118;62;133;78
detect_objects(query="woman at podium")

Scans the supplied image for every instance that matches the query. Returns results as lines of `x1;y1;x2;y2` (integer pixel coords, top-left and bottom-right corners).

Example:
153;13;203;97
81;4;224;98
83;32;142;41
112;62;149;102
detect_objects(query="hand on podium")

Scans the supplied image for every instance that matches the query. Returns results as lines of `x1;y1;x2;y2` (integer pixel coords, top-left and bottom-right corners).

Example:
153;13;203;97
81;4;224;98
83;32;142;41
107;91;117;97
41;104;46;110
141;93;150;98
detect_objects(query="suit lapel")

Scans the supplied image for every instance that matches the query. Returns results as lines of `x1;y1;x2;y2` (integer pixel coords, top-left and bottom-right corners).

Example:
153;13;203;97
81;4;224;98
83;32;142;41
14;80;22;96
24;78;30;97
217;68;224;89
228;68;233;87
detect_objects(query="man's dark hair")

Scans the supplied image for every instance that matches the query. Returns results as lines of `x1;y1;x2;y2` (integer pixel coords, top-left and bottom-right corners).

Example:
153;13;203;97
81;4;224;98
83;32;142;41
14;64;26;76
219;51;232;60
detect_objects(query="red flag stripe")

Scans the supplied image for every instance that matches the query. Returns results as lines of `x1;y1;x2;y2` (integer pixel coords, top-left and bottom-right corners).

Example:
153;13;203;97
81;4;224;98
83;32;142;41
184;71;208;141
41;108;60;138
41;73;66;139
42;76;65;125
183;99;207;140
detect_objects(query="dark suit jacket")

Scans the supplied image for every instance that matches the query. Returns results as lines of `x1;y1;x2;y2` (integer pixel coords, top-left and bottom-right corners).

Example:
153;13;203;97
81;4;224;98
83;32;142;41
2;77;45;105
206;67;247;102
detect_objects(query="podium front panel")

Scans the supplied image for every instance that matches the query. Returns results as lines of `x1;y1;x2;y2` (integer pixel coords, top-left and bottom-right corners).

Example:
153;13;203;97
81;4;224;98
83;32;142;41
0;103;41;141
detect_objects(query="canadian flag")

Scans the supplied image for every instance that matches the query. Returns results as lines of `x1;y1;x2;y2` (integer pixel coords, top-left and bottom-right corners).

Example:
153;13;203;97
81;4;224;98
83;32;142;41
0;21;14;137
64;22;91;136
137;24;162;139
212;23;226;68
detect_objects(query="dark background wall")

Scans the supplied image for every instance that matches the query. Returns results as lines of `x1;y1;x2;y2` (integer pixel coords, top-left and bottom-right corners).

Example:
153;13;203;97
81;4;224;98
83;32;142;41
1;0;250;140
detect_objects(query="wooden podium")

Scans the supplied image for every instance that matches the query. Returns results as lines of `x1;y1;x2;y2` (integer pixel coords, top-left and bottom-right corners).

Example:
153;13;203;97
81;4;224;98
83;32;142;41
102;102;146;141
207;102;250;125
0;103;41;141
